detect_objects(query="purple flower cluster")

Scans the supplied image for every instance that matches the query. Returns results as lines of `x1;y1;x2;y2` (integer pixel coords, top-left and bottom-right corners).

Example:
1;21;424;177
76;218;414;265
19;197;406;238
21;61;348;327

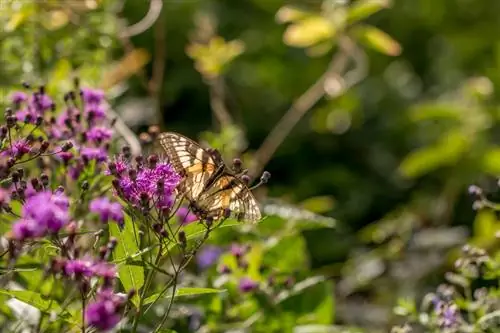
85;288;126;331
196;245;223;270
63;258;117;281
109;156;181;210
12;91;54;123
177;206;198;225
239;277;259;293
11;190;70;240
433;298;461;329
89;197;124;225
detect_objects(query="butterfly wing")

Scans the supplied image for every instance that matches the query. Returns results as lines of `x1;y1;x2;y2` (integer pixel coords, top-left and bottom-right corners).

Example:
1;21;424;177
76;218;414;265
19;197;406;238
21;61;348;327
196;174;262;223
158;132;222;201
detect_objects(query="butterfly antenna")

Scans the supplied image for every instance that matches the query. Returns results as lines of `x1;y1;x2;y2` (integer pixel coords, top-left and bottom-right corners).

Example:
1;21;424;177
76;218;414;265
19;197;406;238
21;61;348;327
249;171;271;190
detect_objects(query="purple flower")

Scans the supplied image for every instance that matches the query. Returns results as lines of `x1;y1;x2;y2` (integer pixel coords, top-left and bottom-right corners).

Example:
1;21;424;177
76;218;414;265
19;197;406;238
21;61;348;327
12;219;44;240
85;288;124;331
64;258;94;277
434;299;460;328
177;206;198;225
239;277;258;293
230;243;246;257
2;139;31;158
115;160;181;209
81;147;108;163
30;93;53;112
11;92;28;104
81;88;105;105
196;245;223;269
89;197;124;224
12;191;70;239
86;127;113;143
91;262;117;280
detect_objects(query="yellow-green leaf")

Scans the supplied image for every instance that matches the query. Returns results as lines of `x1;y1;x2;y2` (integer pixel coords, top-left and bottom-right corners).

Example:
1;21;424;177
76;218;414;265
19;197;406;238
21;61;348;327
284;16;335;48
353;25;401;56
347;0;390;25
143;287;225;306
276;5;312;24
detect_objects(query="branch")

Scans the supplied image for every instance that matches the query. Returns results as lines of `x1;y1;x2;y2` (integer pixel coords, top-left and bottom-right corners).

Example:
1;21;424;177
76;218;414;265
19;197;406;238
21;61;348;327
208;77;234;129
149;6;167;124
120;0;163;38
105;103;142;157
250;36;361;178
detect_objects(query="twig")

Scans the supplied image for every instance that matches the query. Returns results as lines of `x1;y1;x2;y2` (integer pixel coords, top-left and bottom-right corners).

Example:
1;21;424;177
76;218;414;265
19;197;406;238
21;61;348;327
208;77;234;129
149;5;167;126
250;36;360;178
120;0;163;38
105;103;142;157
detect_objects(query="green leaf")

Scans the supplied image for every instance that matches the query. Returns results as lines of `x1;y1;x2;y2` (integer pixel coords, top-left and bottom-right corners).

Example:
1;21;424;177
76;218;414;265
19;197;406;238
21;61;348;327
278;277;335;325
399;130;470;178
0;290;62;313
143;287;225;306
264;235;307;273
482;148;500;175
110;215;144;307
347;0;390;24
352;25;401;56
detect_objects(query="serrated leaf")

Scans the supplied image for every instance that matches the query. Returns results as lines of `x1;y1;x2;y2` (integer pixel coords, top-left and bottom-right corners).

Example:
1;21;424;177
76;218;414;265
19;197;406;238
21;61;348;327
347;0;390;24
110;215;144;307
143;287;225;306
353;25;401;56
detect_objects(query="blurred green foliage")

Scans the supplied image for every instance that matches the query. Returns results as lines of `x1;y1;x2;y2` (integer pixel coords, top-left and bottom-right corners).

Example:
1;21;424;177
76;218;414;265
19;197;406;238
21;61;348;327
1;0;500;332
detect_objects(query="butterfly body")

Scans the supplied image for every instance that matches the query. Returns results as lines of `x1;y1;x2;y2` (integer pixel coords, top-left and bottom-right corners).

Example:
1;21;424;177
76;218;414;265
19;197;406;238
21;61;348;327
158;132;261;223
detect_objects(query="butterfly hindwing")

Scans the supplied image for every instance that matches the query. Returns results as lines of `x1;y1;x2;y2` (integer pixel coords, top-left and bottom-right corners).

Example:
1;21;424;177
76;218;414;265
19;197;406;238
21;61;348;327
196;175;262;223
158;131;262;223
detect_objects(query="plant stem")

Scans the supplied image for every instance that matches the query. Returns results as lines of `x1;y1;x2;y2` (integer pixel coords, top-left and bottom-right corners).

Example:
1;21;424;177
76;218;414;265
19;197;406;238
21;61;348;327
131;242;163;333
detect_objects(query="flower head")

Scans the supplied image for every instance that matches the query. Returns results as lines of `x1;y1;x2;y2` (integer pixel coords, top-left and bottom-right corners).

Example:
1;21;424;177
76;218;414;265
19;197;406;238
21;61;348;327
86;127;113;143
11;92;27;104
239;277;258;293
85;288;124;331
81;147;107;163
114;159;181;209
81;88;105;105
196;245;223;270
12;190;70;240
177;206;198;225
30;93;53;112
2;139;31;158
89;197;124;225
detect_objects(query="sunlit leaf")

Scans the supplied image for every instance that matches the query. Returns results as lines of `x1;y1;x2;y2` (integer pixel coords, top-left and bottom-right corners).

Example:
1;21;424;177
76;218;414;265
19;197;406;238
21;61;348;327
284;16;335;48
143;287;225;306
482;148;500;175
347;0;390;25
110;215;144;307
399;130;469;178
300;196;335;214
276;5;312;24
0;290;61;313
352;25;401;56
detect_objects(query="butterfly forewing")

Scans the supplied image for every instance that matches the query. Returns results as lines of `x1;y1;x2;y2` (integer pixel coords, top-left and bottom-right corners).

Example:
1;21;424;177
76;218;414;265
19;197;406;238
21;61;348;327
157;131;262;223
158;132;220;200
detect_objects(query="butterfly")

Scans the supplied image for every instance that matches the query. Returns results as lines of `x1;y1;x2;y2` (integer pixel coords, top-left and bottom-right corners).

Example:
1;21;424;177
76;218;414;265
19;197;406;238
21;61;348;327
158;132;262;223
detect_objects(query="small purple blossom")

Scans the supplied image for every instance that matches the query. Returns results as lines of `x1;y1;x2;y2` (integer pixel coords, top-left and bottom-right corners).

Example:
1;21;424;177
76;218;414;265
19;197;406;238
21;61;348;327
30;93;53;112
434;299;460;328
86;126;113;143
85;288;124;332
2;139;31;158
11;91;28;104
177;206;198;225
12;191;70;240
230;243;246;257
114;160;181;209
239;277;258;293
64;258;94;277
81;88;105;105
81;147;107;163
89;197;124;225
91;262;117;280
196;245;223;270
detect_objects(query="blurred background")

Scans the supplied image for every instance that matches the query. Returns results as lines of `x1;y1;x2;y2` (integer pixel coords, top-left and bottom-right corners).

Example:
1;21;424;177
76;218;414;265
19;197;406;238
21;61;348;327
1;0;500;331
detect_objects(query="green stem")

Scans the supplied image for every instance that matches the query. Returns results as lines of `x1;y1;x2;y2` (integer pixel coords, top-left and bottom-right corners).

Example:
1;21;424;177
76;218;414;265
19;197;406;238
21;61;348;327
131;242;163;333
